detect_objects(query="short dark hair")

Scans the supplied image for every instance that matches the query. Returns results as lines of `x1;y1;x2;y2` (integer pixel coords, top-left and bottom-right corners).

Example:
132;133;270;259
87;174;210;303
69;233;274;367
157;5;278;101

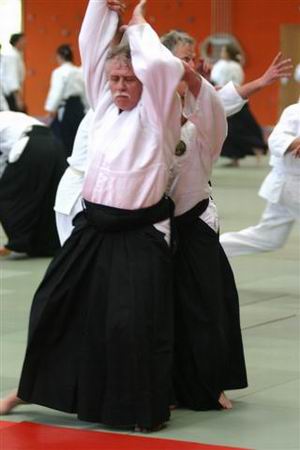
56;44;74;62
10;33;24;47
161;30;195;53
223;44;241;63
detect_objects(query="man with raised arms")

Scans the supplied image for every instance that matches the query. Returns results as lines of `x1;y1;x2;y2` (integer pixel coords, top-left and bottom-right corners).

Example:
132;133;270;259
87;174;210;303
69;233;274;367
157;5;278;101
0;0;185;432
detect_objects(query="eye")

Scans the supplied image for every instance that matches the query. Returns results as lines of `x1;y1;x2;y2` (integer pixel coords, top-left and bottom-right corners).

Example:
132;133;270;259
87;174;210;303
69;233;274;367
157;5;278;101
125;77;136;82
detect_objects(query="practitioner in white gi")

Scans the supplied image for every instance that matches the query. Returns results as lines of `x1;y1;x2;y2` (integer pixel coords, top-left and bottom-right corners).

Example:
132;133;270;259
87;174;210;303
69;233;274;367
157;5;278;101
0;34;26;112
162;30;293;410
0;0;185;432
45;44;87;156
221;99;300;256
0;112;66;257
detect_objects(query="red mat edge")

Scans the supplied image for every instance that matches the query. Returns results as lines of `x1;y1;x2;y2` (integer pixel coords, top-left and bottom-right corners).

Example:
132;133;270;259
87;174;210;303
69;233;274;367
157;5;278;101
0;420;19;429
0;421;253;450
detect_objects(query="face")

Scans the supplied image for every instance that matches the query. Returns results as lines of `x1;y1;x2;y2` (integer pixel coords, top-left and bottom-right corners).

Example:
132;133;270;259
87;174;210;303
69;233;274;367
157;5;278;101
107;59;143;111
173;42;196;98
56;53;64;65
16;36;26;52
220;46;228;60
174;42;196;69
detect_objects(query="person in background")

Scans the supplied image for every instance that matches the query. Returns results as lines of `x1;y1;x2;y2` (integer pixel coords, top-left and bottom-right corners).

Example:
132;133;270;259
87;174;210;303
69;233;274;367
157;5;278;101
220;99;300;256
211;43;268;167
0;33;26;112
45;44;87;157
0;111;67;257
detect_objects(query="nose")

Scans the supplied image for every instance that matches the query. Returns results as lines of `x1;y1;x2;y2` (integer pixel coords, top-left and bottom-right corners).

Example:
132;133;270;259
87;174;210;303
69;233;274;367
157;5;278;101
116;78;126;90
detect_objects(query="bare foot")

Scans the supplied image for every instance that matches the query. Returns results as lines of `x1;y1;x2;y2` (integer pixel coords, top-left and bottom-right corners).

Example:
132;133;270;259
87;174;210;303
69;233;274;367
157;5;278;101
0;247;11;257
218;392;233;410
0;391;25;415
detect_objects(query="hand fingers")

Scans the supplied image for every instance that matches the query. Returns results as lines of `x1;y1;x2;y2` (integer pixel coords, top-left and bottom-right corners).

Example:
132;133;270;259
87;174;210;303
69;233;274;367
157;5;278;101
275;59;293;69
270;52;282;66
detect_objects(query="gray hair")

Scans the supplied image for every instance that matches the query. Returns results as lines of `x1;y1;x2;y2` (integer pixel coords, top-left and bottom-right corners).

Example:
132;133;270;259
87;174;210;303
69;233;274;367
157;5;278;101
160;30;195;53
105;44;132;73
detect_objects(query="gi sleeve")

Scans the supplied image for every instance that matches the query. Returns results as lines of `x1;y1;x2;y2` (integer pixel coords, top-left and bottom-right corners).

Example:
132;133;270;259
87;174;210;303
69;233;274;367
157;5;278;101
183;77;228;161
126;23;184;128
3;54;21;93
78;0;119;110
268;104;300;157
44;68;65;112
217;81;247;117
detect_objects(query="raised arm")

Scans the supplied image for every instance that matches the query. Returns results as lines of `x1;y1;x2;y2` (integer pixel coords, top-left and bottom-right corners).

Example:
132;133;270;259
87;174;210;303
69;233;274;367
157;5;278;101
236;52;293;99
183;76;228;161
78;0;120;110
126;0;184;127
217;81;247;117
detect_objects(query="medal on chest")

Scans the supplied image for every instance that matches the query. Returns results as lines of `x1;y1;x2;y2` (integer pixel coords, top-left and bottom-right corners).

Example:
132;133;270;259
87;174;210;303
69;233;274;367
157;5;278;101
175;140;187;157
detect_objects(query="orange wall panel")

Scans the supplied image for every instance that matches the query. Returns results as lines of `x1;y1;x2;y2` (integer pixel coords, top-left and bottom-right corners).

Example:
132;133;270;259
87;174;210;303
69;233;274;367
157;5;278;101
23;0;299;124
232;0;300;124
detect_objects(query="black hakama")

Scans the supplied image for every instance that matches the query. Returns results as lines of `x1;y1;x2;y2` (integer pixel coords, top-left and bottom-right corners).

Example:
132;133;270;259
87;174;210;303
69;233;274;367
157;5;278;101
0;126;66;256
173;201;247;410
221;104;267;160
4;94;26;112
51;96;85;157
18;197;174;429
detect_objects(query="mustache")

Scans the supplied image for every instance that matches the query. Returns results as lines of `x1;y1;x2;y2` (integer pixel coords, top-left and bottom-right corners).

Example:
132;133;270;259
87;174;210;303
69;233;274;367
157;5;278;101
113;92;131;100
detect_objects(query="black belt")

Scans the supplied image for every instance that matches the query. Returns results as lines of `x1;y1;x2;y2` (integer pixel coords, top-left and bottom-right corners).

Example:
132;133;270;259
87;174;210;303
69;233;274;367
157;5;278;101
82;196;174;233
174;198;209;228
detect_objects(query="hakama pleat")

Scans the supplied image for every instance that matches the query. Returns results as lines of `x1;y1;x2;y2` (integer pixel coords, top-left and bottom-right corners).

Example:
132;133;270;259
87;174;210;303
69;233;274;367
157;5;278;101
173;203;247;410
18;199;174;429
0;126;66;256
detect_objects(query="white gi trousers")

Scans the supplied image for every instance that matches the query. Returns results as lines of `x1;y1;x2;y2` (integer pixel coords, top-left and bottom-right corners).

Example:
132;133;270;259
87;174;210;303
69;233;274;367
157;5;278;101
220;202;296;256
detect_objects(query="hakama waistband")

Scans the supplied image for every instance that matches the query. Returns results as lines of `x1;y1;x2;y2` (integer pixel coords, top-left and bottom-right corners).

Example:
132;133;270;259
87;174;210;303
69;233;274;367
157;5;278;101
25;125;52;138
175;198;209;228
82;196;174;232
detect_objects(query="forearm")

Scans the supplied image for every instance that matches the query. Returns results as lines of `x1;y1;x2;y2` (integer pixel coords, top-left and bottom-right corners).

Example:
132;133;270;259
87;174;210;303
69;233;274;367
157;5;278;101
184;72;202;99
235;77;264;99
79;0;118;108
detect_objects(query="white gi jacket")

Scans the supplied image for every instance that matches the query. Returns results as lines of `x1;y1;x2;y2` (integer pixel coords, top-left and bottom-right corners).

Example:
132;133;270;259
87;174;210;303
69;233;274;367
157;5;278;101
0;81;9;111
211;59;244;87
79;0;183;211
44;62;87;115
54;109;94;216
259;102;300;213
0;45;25;96
168;80;246;230
0;111;43;178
